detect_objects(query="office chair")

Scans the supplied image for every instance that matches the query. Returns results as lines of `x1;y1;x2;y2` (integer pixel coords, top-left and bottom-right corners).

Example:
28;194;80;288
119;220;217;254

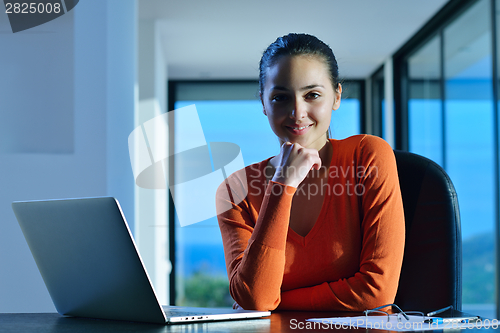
393;150;462;312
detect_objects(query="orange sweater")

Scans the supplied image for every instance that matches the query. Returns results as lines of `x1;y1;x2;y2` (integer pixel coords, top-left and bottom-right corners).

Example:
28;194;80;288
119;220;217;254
216;135;405;311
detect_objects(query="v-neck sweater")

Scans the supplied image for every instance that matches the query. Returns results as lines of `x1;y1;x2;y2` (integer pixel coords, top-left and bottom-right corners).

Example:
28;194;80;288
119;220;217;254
216;135;405;311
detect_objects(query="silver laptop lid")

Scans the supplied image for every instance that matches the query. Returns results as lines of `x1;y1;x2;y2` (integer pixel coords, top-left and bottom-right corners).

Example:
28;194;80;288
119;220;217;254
12;197;167;324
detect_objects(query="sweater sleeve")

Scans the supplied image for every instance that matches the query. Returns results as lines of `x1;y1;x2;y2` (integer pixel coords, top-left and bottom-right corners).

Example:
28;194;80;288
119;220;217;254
277;136;405;311
216;177;297;311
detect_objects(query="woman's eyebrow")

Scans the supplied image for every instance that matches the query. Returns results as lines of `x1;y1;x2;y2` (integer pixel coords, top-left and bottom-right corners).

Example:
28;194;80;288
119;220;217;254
300;84;324;90
271;84;324;91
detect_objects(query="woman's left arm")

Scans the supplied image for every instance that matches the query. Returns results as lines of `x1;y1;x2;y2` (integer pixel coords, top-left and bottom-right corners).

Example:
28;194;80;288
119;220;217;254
277;136;405;311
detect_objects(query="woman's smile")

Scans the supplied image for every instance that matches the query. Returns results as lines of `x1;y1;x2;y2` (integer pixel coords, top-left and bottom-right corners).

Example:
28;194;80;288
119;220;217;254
285;123;314;135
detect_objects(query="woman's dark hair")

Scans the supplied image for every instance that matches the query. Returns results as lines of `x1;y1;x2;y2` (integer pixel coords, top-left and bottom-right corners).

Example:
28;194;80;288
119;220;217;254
259;33;340;94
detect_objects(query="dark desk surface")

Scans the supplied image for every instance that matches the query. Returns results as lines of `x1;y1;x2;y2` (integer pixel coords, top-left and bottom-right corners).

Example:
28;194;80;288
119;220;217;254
1;312;498;333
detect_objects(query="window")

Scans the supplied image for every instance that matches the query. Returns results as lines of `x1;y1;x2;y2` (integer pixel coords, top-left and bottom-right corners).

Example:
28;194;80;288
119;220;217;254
170;80;363;306
408;34;443;165
403;0;496;319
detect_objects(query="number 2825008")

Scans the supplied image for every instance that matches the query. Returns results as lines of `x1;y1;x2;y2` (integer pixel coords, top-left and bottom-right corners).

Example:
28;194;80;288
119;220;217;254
5;2;62;14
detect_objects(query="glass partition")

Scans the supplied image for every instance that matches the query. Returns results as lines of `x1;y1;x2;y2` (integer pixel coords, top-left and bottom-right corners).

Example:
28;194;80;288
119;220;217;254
405;0;496;318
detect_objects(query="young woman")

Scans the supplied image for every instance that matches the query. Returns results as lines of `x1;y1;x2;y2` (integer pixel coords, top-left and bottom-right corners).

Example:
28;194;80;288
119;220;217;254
216;33;405;312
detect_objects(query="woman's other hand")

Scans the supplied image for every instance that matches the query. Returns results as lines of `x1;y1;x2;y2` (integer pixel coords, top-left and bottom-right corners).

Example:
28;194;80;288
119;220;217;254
271;142;321;188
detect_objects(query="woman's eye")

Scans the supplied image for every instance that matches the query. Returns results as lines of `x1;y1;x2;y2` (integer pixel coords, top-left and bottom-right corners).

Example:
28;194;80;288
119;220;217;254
272;94;288;102
306;92;320;100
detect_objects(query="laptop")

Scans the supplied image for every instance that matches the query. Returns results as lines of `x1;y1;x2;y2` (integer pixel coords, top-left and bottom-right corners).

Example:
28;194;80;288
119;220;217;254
12;197;270;324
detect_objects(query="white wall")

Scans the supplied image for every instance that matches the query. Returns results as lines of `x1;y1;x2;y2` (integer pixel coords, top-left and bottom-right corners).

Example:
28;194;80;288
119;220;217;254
106;0;137;228
0;0;137;312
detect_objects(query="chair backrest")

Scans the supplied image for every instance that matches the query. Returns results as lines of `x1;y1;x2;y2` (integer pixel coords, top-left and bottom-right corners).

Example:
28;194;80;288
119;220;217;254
393;150;462;312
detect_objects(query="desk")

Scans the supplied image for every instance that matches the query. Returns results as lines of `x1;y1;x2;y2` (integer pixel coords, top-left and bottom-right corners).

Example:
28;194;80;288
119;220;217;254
0;312;496;332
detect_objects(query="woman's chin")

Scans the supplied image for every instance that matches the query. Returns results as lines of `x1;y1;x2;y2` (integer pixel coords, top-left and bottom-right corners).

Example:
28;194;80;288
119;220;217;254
279;135;326;150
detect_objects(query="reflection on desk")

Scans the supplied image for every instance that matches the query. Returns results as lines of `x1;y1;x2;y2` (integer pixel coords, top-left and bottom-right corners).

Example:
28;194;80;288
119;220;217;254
0;311;495;332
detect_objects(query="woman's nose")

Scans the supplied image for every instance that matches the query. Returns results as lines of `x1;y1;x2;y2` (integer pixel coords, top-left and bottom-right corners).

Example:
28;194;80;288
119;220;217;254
290;100;307;120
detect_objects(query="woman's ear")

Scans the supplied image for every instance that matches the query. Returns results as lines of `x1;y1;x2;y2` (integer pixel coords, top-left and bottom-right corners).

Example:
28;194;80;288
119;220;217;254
332;83;342;110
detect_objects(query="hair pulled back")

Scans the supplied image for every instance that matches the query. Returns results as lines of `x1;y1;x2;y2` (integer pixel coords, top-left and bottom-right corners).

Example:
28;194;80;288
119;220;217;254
259;33;340;94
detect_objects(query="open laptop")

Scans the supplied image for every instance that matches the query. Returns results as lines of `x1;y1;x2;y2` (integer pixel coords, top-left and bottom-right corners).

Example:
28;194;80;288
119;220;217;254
12;197;270;324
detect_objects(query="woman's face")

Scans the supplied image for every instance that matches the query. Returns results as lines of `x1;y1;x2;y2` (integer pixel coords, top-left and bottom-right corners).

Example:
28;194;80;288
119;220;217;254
261;55;341;151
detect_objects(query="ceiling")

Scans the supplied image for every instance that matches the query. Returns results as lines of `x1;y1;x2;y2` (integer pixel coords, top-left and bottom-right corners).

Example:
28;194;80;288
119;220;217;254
139;0;450;80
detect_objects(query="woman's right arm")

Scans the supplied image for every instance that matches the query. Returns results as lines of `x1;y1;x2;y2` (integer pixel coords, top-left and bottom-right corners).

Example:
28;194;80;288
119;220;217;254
216;142;319;311
216;180;295;311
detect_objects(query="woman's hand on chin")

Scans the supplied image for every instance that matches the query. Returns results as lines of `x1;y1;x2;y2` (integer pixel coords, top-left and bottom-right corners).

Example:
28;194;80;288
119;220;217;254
271;142;321;188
